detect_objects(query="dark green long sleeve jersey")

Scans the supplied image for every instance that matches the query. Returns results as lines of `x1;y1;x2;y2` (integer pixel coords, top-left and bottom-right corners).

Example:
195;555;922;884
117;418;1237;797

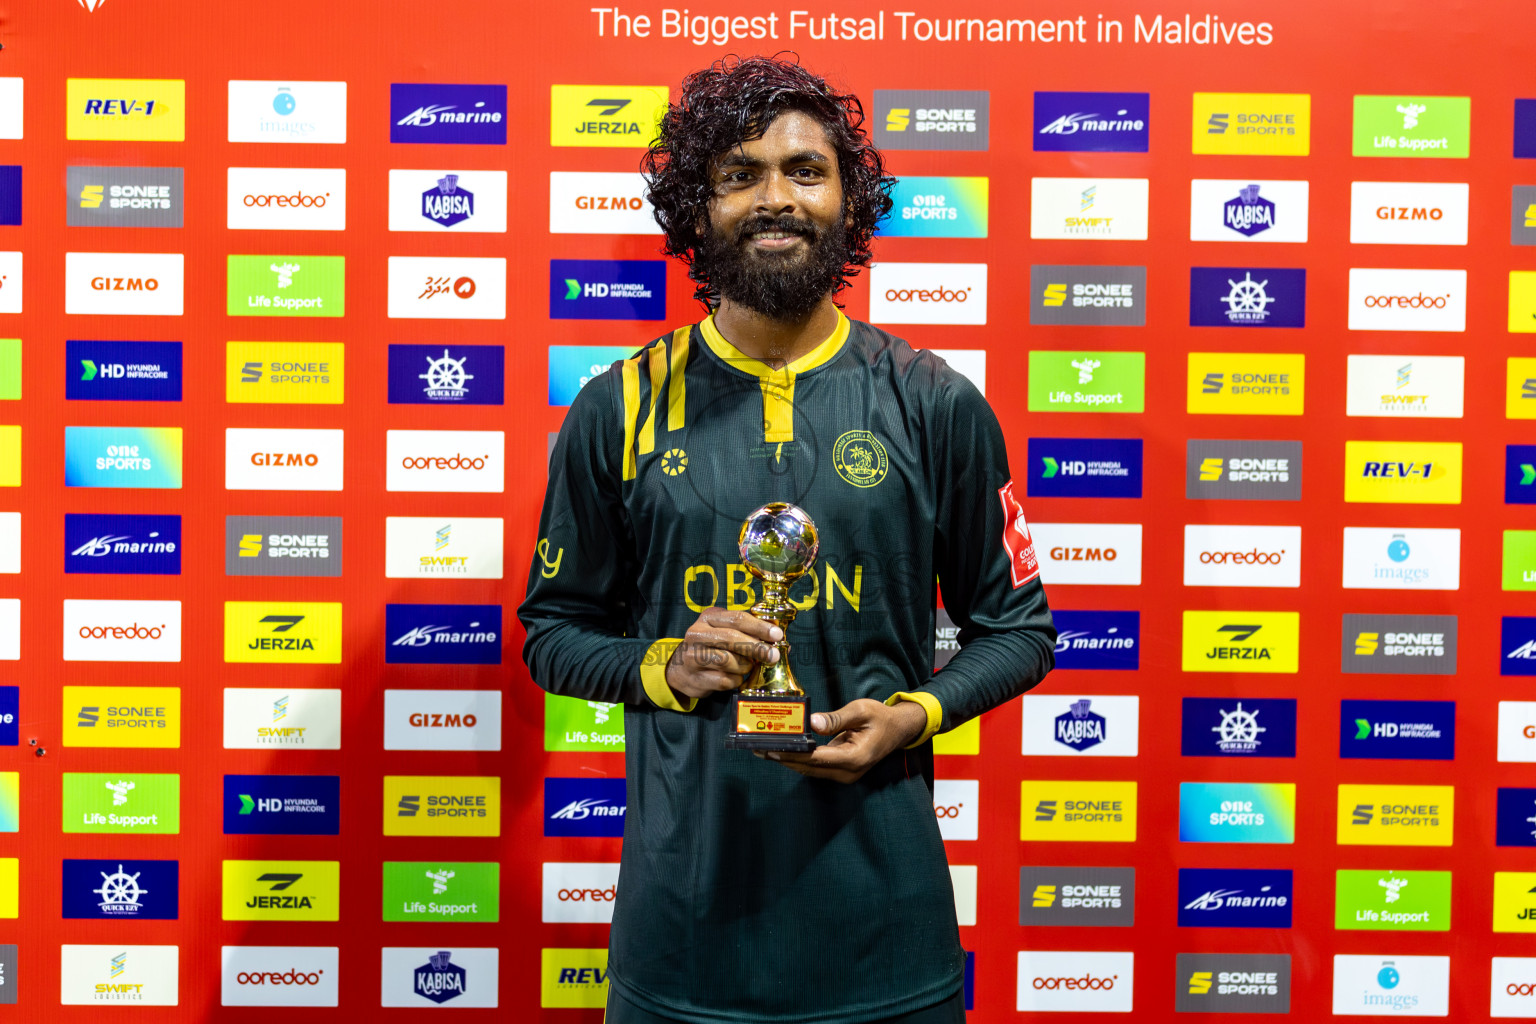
519;313;1055;1023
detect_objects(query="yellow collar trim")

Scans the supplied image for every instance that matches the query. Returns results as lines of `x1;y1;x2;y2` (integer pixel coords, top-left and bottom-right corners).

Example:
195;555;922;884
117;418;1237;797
698;312;849;380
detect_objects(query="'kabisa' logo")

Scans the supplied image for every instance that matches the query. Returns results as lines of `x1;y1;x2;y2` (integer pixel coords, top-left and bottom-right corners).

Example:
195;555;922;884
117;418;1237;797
1225;184;1275;236
415;951;467;1004
388;344;504;405
391;84;507;145
1055;699;1106;751
422;174;473;227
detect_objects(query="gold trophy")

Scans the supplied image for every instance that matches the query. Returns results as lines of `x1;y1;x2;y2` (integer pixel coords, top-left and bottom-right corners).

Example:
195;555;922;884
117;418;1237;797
724;502;819;752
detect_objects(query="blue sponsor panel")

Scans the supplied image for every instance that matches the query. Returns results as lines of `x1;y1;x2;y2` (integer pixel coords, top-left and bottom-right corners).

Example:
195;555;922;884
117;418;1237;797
550;259;666;320
963;951;975;1011
1507;445;1536;504
1517;99;1536;159
65;341;182;402
1181;698;1298;757
1051;610;1140;671
1340;700;1455;760
390;84;507;145
0;686;15;745
544;777;627;837
385;603;502;665
1189;267;1306;327
387;344;504;405
1027;437;1143;498
1497;787;1536;847
1177;868;1294;928
62;858;178;919
1503;617;1536;676
1033;92;1149;152
222;774;340;836
547;345;636;406
0;166;19;225
64;513;181;575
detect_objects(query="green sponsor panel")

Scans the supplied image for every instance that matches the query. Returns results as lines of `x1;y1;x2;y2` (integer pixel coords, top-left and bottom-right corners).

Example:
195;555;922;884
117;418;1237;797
1504;530;1536;591
227;254;345;317
0;340;18;400
544;691;626;751
1335;869;1450;931
1026;350;1146;413
383;861;499;922
62;772;180;833
1352;96;1470;158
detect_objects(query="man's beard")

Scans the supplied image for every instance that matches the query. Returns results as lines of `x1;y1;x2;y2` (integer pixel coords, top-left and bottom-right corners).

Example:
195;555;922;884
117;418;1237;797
694;214;850;321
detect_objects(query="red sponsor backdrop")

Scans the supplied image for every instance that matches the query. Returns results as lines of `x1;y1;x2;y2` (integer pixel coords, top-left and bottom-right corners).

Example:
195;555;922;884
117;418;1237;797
1;0;1533;1018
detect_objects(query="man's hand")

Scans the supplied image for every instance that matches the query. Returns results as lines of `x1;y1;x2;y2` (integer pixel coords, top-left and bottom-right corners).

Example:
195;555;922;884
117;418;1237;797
665;607;783;700
760;698;928;784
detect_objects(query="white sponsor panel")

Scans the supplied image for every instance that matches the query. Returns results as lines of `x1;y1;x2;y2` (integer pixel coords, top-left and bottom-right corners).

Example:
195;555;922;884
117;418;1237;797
227;167;346;230
223;687;342;749
0;598;17;660
1348;268;1467;333
386;430;505;493
1189;179;1310;243
1030;523;1143;586
227;81;348;144
950;865;977;926
0;512;17;573
868;263;987;326
1493;957;1536;1018
388;170;508;233
1346;355;1465;418
387;256;507;320
1017;950;1134;1013
541;862;620;923
0;79;21;139
1350;182;1469;245
930;349;986;395
1342;527;1461;591
225;428;344;491
1022;695;1140;757
380;947;498;1008
64;252;182;316
221;946;340;1007
933;779;979;841
384;689;503;751
0;252;19;314
384;516;504;579
1183;525;1302;588
1332;954;1449;1016
61;944;180;1006
1031;177;1149;241
63;599;181;662
1499;703;1536;763
549;171;659;234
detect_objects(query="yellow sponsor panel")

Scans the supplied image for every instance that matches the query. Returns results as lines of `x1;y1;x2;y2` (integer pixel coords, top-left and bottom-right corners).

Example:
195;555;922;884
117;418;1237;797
226;342;345;404
1336;784;1453;847
550;85;668;147
540;948;609;1008
1343;441;1463;504
61;686;180;748
1494;872;1536;932
0;425;18;486
1191;93;1310;156
1181;611;1299;673
223;601;342;664
1508;358;1536;418
383;775;501;837
933;716;980;756
0;858;14;917
1187;352;1305;415
1510;272;1536;334
66;78;185;141
221;860;339;921
1020;780;1137;842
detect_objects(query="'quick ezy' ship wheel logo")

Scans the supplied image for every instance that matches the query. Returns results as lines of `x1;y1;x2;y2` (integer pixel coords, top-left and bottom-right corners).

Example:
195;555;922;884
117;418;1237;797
832;430;889;488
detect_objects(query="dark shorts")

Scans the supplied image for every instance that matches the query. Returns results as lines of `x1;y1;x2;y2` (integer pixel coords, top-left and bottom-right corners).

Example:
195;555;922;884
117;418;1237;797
604;987;966;1024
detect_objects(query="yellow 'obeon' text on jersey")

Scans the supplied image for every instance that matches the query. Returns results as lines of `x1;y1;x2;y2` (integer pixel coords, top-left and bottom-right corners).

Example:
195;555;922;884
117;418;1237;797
520;313;1055;1023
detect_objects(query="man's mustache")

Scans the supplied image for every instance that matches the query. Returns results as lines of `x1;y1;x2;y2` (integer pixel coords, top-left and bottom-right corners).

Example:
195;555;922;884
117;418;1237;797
733;216;817;243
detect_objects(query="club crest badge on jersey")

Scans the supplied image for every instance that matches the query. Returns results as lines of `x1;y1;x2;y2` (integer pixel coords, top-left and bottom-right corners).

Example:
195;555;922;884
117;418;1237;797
999;480;1040;587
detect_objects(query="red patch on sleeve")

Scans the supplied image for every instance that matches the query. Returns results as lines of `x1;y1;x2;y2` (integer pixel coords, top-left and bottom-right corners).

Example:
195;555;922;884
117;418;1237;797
998;480;1040;588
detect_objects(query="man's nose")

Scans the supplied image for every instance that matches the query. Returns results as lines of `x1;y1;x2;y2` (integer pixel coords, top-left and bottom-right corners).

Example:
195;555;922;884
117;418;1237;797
753;170;796;214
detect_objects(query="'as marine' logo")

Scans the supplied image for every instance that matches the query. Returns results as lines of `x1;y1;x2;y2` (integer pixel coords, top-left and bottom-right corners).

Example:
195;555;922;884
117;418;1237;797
832;430;889;488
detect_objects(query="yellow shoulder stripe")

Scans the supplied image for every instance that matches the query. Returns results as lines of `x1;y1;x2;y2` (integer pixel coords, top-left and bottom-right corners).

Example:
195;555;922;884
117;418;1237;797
620;355;641;481
666;326;689;431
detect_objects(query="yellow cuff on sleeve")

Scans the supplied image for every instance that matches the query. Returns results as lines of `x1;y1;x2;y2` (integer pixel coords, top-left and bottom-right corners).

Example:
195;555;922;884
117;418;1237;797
640;638;696;713
885;690;944;748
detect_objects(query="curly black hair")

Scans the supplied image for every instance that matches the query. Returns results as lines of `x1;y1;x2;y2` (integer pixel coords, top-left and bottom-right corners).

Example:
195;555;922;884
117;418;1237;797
641;54;895;308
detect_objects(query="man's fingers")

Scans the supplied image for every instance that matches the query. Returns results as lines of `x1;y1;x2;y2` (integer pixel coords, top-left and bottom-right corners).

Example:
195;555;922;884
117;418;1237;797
810;709;842;735
680;629;778;665
702;608;783;643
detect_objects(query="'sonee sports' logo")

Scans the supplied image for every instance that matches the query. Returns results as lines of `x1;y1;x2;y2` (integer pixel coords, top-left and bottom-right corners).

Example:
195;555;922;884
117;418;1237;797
832;430;888;488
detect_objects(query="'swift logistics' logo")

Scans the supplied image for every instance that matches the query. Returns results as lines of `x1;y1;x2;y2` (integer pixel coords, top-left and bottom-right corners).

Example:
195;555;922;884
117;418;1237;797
1189;269;1306;329
1344;440;1462;504
391;83;507;145
1349;181;1469;245
1033;91;1148;152
1027;437;1142;498
60;945;179;1006
1176;953;1291;1013
383;862;499;923
62;859;178;920
1181;612;1300;673
1353;95;1470;158
880;177;988;238
227;254;344;318
1021;695;1139;757
1018;866;1135;927
223;602;341;664
1335;869;1450;931
227;80;348;144
222;774;339;835
384;775;501;837
67;166;183;228
221;860;339;921
1030;177;1149;240
549;171;659;234
1050;610;1140;671
550;86;668;148
225;515;341;578
226;342;344;404
1186;440;1302;501
1337;784;1453;846
384;516;504;580
545;777;626;837
1341;616;1457;676
1341;700;1455;760
67;79;184;141
222;688;340;750
1181;697;1297;758
1192;93;1310;156
65;513;181;575
1029;266;1145;327
550;259;666;320
62;772;179;834
868;262;988;326
66;340;181;402
1026;351;1146;413
62;685;180;748
1177;867;1293;928
872;90;989;151
1345;354;1464;418
1179;782;1296;843
1019;780;1137;842
388;344;503;405
65;426;182;488
1189;179;1310;243
1348;268;1467;333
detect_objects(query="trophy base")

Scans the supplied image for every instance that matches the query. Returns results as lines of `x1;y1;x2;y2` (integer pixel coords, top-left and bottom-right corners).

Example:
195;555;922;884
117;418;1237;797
725;693;817;753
